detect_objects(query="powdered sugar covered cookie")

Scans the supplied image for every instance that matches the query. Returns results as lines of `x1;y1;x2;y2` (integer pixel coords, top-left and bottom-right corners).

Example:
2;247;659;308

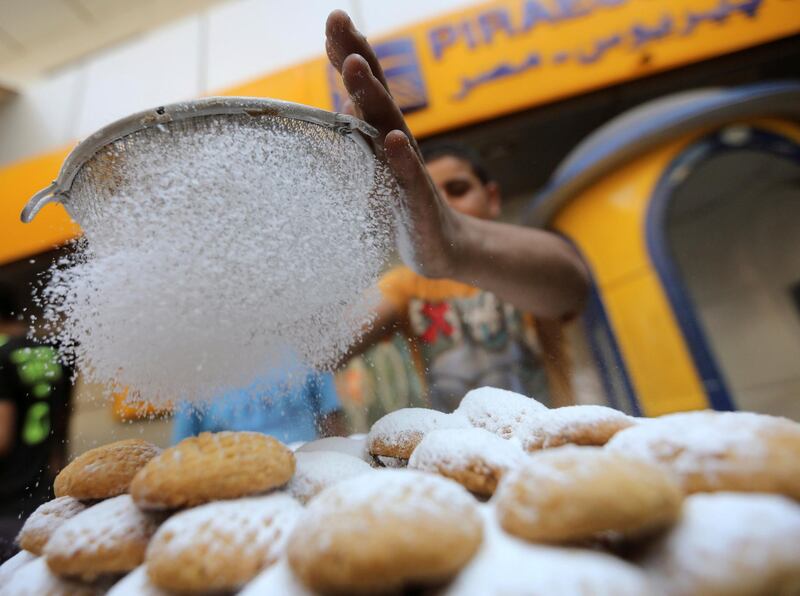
54;439;161;500
131;431;295;510
368;408;470;460
444;505;653;595
106;565;170;596
295;436;370;462
146;493;301;593
606;410;800;498
642;492;800;595
495;446;681;543
3;557;111;596
408;427;526;496
287;451;372;504
455;386;547;439
44;495;163;579
239;559;313;596
519;405;635;451
17;497;87;555
287;469;482;594
0;550;36;588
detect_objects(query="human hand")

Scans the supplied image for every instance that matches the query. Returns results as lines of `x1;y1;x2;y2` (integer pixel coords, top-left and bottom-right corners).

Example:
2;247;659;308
325;10;463;279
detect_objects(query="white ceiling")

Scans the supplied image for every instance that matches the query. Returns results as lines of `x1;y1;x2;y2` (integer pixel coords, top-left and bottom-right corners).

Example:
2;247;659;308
0;0;227;90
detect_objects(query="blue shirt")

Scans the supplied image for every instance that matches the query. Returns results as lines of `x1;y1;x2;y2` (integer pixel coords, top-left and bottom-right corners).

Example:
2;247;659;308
171;371;340;445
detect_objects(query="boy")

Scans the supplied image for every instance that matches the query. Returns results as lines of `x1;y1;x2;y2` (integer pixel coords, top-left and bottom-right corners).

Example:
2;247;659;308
325;12;589;410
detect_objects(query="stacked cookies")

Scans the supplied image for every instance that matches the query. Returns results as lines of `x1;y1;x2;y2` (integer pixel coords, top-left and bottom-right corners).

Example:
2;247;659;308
1;387;799;596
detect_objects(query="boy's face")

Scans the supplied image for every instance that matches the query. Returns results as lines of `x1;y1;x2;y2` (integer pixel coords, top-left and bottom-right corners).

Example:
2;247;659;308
425;156;501;221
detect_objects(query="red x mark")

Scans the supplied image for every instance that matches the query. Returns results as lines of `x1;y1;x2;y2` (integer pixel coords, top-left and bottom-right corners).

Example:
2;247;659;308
420;302;454;343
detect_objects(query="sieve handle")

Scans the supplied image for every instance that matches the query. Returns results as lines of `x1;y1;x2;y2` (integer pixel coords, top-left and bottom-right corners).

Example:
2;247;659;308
20;183;62;223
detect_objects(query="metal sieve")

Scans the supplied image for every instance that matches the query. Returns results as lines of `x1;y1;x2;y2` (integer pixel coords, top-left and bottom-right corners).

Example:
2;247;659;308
20;96;378;224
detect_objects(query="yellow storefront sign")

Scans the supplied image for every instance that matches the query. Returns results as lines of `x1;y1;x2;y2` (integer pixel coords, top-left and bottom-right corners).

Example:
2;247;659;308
2;0;799;263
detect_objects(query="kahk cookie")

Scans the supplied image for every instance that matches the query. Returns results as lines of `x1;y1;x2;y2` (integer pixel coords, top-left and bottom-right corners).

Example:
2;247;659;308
239;559;313;596
3;557;111;596
295;436;370;463
44;495;163;579
130;431;295;509
287;470;483;594
519;405;635;451
106;566;171;596
17;497;87;555
145;494;302;593
495;446;681;543
0;550;36;588
287;451;372;504
54;439;161;500
642;493;800;595
606;410;800;498
444;505;653;595
367;408;470;460
454;386;547;439
408;427;526;496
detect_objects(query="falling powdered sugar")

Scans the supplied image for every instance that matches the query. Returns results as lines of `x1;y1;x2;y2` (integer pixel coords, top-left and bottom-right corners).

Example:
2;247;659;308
36;113;397;404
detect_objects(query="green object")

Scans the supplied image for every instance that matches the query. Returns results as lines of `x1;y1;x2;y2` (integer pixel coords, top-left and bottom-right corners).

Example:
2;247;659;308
22;402;50;445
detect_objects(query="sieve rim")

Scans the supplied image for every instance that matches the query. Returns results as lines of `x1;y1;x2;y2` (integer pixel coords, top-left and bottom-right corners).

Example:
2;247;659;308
20;96;379;223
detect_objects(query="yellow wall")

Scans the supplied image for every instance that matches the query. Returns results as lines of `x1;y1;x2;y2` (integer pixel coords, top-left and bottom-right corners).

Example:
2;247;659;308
2;0;799;264
553;119;800;416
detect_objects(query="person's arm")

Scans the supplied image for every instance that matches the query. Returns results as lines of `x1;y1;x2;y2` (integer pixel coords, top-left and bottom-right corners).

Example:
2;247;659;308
325;11;589;320
332;296;402;368
0;399;14;457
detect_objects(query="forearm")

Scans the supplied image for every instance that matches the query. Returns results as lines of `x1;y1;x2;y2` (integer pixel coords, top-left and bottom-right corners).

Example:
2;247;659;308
450;214;590;319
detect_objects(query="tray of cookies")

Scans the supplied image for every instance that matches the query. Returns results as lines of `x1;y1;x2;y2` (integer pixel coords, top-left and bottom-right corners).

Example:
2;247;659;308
1;386;799;595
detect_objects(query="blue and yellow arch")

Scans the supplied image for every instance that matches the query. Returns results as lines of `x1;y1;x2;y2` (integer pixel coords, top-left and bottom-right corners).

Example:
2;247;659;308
526;81;800;416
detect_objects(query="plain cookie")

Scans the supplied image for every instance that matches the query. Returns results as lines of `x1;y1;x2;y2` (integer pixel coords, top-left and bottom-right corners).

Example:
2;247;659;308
130;431;295;509
44;495;163;579
606;410;800;498
454;386;547;439
367;408;470;460
145;493;301;593
54;439;161;500
519;405;635;451
287;469;483;594
495;446;682;543
408;427;526;496
17;497;86;556
642;492;800;595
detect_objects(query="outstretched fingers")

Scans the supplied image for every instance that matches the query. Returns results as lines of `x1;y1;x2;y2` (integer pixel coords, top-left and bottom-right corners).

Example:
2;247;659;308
325;10;390;91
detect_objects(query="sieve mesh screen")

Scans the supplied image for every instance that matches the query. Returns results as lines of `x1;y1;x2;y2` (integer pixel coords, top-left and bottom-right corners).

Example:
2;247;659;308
37;112;397;405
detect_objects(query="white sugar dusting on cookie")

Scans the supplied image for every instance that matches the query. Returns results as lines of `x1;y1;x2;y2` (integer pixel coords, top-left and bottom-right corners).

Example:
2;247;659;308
17;496;86;553
642;492;800;595
368;408;470;458
288;452;372;504
107;565;171;596
606;411;782;474
240;558;313;596
3;557;109;596
44;495;160;562
408;427;526;486
150;494;301;560
0;551;36;588
519;405;635;449
454;386;547;439
443;505;653;595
